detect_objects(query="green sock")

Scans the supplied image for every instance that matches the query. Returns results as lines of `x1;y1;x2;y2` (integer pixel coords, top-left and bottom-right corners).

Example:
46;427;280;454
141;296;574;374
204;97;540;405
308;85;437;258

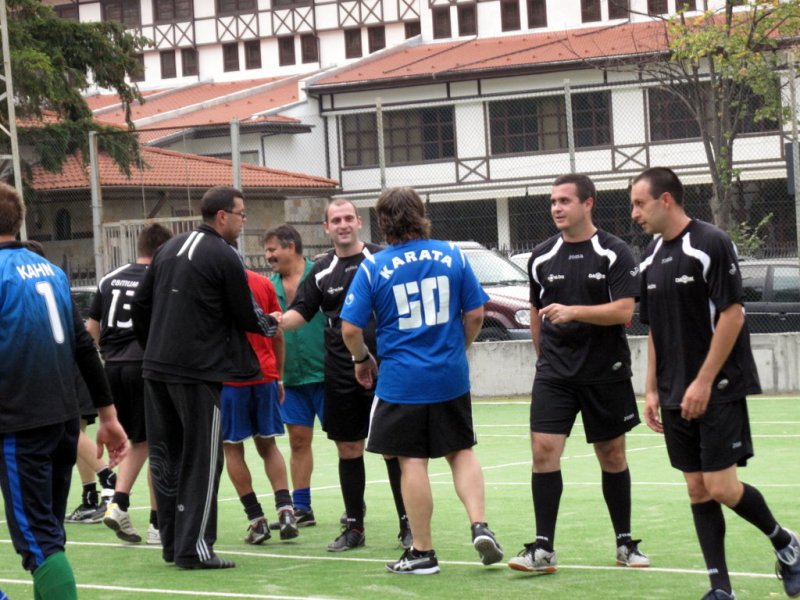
33;552;77;600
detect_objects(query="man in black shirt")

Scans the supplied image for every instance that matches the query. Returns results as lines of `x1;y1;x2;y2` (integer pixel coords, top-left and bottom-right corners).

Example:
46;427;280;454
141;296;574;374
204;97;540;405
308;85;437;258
278;199;409;552
631;167;799;600
509;174;649;573
132;186;278;570
88;223;173;544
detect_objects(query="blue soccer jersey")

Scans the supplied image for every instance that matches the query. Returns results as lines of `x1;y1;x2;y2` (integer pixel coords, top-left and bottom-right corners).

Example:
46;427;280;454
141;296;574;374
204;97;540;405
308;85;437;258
0;245;77;433
341;239;489;404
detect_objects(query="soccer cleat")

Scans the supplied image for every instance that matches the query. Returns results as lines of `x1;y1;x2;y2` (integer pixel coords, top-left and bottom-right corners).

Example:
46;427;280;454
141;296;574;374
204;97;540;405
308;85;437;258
270;508;317;530
278;507;299;540
471;522;504;565
244;517;270;545
700;590;736;600
103;502;142;543
386;548;440;575
147;524;162;545
178;556;236;570
508;543;558;573
616;539;651;567
65;502;105;524
327;527;365;552
776;529;800;598
398;521;413;550
294;508;316;527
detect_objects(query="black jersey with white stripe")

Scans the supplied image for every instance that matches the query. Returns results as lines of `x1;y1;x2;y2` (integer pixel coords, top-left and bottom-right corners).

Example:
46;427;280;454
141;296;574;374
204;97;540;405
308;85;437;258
89;263;147;362
290;243;382;375
528;230;639;383
639;220;761;408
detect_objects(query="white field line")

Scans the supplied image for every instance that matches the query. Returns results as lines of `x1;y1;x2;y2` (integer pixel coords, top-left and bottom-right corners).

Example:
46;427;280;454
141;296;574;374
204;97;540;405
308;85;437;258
0;578;334;600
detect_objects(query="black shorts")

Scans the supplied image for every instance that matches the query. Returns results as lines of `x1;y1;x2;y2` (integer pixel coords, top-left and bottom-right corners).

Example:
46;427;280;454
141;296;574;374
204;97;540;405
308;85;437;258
661;399;753;472
366;393;476;459
105;362;147;443
76;369;97;423
531;377;640;443
322;376;374;442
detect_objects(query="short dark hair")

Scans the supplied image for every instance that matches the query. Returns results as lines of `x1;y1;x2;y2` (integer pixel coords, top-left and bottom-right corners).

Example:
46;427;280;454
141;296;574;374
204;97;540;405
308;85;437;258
376;187;431;244
200;186;244;222
553;174;596;203
324;198;357;223
0;182;25;236
137;223;173;258
632;167;684;206
264;224;303;255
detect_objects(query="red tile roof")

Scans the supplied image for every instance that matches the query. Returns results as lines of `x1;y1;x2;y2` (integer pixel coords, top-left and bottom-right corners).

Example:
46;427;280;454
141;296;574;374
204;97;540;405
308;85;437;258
309;21;670;90
91;77;302;127
29;146;338;192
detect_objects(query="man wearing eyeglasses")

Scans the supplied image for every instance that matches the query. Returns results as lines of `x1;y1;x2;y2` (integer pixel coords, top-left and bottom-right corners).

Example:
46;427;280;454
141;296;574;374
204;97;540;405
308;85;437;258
132;186;278;570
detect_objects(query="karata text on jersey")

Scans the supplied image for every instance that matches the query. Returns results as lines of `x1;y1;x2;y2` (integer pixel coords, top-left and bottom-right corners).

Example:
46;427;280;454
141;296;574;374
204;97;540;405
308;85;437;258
379;249;453;280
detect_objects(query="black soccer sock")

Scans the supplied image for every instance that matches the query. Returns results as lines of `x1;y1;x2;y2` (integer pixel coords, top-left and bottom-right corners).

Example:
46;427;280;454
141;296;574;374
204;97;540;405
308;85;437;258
81;483;98;506
274;488;292;512
602;468;632;545
97;467;116;490
691;500;731;594
111;492;130;512
239;492;264;522
385;457;407;525
532;471;563;552
339;456;366;529
150;510;158;528
731;483;791;550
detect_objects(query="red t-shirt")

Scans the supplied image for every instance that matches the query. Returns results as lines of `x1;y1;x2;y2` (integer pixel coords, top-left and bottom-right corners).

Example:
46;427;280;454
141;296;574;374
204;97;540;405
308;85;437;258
226;270;280;386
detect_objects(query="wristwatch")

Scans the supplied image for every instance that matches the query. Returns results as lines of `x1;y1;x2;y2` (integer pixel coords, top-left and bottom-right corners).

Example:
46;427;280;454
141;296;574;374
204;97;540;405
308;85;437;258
352;352;371;364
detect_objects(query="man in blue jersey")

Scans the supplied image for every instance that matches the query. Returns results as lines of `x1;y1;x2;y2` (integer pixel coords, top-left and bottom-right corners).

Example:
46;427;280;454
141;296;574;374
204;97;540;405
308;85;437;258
341;186;503;574
631;167;799;600
509;174;649;574
0;182;127;599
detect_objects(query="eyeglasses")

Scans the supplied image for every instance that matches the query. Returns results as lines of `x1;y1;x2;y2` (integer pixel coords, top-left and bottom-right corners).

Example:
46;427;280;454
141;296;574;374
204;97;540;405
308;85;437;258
222;209;246;219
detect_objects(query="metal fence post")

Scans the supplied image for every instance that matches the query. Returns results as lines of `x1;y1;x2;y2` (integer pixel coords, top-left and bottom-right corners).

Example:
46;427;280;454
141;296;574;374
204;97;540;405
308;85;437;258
0;0;24;239
376;98;386;191
89;131;103;280
564;79;575;174
789;53;800;266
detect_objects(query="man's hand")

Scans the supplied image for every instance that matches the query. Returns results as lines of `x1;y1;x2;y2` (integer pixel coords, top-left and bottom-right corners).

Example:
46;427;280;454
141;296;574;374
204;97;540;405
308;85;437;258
643;390;663;433
354;354;378;389
681;379;712;421
539;303;576;325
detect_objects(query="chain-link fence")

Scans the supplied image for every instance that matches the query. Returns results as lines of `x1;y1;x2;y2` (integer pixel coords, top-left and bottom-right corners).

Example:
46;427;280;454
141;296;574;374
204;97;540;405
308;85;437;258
20;74;800;333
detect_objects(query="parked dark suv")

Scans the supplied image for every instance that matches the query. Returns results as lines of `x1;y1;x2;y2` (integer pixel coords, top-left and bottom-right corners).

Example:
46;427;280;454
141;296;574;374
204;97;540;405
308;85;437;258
739;258;800;333
628;258;800;335
455;242;531;342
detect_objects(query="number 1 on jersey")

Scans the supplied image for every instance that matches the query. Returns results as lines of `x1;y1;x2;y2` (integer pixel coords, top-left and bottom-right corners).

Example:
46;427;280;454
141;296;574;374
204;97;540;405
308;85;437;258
35;281;66;344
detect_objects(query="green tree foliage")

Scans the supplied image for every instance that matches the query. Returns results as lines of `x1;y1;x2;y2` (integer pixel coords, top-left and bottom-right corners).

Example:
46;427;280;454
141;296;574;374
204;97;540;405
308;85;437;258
0;0;150;179
641;0;800;230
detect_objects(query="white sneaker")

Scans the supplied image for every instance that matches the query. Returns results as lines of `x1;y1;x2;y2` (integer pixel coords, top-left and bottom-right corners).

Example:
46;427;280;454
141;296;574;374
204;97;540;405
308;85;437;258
147;523;161;545
103;502;142;543
616;539;650;567
508;543;557;573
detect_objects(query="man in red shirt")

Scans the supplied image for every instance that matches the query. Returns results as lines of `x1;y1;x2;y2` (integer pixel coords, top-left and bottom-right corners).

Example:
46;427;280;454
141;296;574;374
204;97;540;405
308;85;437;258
221;270;298;544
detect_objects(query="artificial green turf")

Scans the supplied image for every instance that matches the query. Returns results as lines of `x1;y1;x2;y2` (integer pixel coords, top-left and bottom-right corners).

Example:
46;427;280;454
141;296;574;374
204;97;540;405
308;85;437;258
0;396;797;599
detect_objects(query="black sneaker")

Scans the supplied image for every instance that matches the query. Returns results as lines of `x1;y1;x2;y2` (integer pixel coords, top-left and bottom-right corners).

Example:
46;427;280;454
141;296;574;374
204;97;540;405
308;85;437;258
700;590;735;600
776;529;800;598
278;507;299;540
471;522;503;565
294;508;316;527
270;508;317;530
327;527;365;552
386;548;440;575
244;517;270;545
65;502;105;524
